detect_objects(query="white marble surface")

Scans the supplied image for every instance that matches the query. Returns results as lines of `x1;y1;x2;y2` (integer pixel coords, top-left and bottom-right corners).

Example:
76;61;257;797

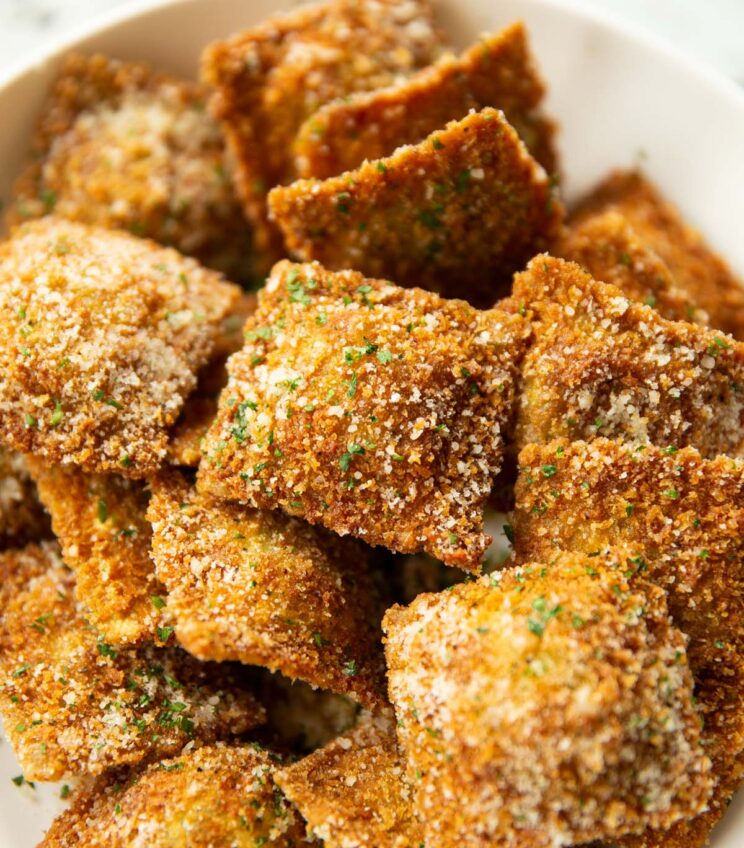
0;0;742;84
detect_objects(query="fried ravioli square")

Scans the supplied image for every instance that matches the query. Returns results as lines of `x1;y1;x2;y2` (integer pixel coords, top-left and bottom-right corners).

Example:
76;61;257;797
28;460;164;645
555;209;707;324
166;292;257;467
383;554;712;847
202;0;443;264
294;22;557;179
514;439;744;847
0;218;241;478
276;710;423;847
8;52;253;282
269;108;563;304
148;469;387;708
571;170;744;339
197;261;529;570
507;255;744;457
39;744;306;848
0;543;264;780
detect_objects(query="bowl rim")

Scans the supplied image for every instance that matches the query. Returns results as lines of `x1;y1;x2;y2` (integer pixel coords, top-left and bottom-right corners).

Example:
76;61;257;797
1;0;744;110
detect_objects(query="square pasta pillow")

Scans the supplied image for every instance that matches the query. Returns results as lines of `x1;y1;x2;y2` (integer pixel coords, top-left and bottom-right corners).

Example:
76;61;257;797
198;261;529;570
383;552;712;847
0;218;241;477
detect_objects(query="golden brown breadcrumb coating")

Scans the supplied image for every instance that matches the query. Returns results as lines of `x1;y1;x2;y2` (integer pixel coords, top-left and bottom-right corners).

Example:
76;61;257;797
166;293;256;466
28;460;165;645
166;394;218;467
571;170;744;339
8;52;253;282
555;210;707;324
0;447;50;548
269;108;563;304
603;764;742;848
294;22;556;179
513;438;744;847
202;0;443;266
0;543;264;780
39;744;307;848
0;218;241;478
276;710;423;847
197;260;529;570
383;554;712;847
147;469;387;708
506;255;744;457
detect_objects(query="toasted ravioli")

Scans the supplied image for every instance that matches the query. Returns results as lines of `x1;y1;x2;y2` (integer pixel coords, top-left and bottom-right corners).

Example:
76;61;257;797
514;439;744;847
202;0;443;264
507;255;744;457
197;261;529;570
571;170;744;339
0;447;49;548
28;460;164;645
383;554;712;847
148;469;387;708
294;22;556;179
0;218;241;477
555;210;707;324
167;293;256;466
0;543;264;780
269;109;562;304
276;710;422;847
39;744;306;848
8;53;253;282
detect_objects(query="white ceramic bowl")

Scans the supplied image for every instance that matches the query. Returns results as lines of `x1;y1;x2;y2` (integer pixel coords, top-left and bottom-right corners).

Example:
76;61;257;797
0;0;742;844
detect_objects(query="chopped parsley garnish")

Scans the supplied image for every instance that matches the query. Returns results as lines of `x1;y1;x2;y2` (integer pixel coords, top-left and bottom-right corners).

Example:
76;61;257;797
339;443;365;472
157;626;174;642
97;641;117;659
50;401;63;426
342;660;359;677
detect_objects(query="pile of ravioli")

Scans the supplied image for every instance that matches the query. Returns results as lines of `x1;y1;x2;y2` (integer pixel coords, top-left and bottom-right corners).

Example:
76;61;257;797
1;1;742;846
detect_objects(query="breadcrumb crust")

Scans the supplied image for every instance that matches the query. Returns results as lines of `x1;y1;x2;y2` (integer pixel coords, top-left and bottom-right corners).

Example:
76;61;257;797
148;469;387;708
276;710;423;847
0;218;241;478
294;22;556;179
0;543;264;780
571;170;744;340
383;554;711;847
28;460;166;645
38;744;306;847
202;0;443;266
555;209;707;324
506;255;744;457
198;260;529;569
269;108;563;304
514;438;744;847
166;293;257;467
8;52;253;282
